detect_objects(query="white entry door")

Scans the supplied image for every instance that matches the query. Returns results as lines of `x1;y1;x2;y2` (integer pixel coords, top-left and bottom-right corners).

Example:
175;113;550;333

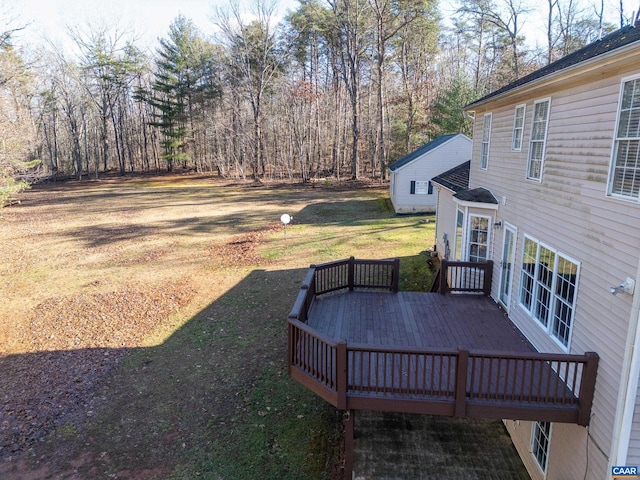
499;226;516;308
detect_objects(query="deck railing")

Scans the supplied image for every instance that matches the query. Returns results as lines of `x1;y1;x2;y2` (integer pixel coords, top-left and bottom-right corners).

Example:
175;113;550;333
313;256;400;295
288;257;399;323
287;258;599;426
438;259;493;295
287;319;598;425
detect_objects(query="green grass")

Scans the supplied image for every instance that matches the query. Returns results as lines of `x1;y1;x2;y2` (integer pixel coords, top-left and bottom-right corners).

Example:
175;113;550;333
189;366;342;480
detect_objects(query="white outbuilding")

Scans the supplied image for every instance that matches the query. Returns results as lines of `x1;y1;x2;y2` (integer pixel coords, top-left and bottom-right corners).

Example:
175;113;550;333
388;134;471;214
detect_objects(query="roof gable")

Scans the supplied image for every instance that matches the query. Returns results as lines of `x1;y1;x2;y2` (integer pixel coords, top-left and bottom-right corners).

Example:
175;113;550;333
431;160;470;193
388;134;468;172
467;24;640;108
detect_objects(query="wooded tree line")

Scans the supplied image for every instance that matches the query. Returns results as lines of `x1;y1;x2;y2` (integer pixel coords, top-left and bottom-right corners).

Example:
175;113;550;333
0;0;633;195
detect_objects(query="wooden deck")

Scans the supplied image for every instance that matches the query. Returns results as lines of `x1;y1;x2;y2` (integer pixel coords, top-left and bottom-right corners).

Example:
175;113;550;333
287;258;598;425
287;258;599;479
308;291;535;352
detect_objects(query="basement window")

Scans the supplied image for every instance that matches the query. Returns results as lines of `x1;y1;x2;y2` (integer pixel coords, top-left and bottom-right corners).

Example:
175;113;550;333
531;421;552;473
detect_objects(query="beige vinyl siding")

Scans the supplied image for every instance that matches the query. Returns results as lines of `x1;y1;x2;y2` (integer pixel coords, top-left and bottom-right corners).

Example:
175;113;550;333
627;381;640;463
433;187;458;259
506;421;608;480
469;66;640;478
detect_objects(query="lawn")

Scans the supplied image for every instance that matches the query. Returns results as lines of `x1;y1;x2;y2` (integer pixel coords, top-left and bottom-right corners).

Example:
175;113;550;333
0;174;435;479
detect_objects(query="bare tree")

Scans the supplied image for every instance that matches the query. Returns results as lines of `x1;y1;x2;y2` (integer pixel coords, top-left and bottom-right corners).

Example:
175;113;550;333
214;0;286;179
458;0;531;82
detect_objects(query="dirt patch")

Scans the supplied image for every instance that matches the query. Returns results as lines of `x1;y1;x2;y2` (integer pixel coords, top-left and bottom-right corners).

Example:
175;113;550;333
24;282;192;351
210;223;281;267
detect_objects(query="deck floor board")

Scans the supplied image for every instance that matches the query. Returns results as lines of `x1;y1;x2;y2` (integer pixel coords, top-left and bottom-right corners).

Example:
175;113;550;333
308;291;535;353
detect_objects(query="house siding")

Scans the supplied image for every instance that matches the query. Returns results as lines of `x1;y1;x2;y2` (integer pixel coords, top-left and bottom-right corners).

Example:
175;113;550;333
433;187;458;259
506;420;608;480
389;136;471;213
469;63;640;478
628;380;640;464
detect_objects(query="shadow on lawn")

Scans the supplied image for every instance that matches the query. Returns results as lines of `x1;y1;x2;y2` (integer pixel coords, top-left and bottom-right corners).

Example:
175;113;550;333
0;267;341;480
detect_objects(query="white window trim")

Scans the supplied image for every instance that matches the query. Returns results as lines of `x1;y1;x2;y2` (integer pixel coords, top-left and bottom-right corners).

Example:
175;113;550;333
607;73;640;202
511;104;526;151
531;421;552;476
480;113;492;170
498;223;518;311
518;235;580;351
526;98;551;182
454;208;466;261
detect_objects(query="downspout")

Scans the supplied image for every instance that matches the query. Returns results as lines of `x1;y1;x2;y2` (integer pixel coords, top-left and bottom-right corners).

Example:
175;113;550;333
610;258;640;466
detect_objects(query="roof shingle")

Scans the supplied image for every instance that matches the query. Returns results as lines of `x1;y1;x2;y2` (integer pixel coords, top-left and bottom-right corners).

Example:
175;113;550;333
431;160;470;193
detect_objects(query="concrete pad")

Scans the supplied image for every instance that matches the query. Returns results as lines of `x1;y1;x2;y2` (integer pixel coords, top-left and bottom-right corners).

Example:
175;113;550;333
353;411;530;480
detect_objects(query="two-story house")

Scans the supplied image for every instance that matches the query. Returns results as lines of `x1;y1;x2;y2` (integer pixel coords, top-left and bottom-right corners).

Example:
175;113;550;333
432;23;640;479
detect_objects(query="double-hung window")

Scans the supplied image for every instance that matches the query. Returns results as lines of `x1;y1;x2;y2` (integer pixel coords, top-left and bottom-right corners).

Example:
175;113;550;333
512;104;526;151
480;113;491;170
519;236;579;349
527;99;551;181
608;76;640;199
531;421;552;473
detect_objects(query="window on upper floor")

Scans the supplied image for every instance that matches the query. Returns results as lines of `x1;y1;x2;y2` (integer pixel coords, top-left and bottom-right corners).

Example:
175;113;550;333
531;421;552;473
512;104;526;151
608;77;640;200
480;113;491;170
527;99;551;181
519;236;579;350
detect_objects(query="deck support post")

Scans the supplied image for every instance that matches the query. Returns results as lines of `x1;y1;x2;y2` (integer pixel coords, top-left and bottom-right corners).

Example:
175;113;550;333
455;349;469;417
577;352;599;426
343;410;355;480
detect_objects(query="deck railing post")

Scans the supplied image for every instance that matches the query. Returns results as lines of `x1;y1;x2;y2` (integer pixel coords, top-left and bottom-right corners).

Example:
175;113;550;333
440;259;449;294
392;258;400;293
337;341;348;410
577;352;599;426
348;257;355;292
455;349;469;417
484;260;494;296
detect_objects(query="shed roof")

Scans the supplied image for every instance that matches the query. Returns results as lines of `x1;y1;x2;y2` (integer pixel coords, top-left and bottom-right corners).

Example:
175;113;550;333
388;134;465;172
467;24;640;109
431;160;470;193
